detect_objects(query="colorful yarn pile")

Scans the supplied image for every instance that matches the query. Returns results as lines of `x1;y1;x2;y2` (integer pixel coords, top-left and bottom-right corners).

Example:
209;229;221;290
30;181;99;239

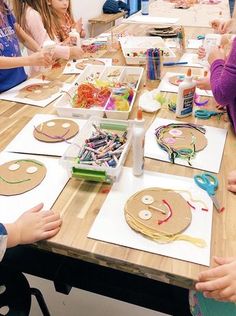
72;83;111;109
155;123;206;165
106;86;134;111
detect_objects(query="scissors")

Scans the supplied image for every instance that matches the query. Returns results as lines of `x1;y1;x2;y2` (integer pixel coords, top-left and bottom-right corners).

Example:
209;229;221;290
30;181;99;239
194;173;222;212
194;109;226;119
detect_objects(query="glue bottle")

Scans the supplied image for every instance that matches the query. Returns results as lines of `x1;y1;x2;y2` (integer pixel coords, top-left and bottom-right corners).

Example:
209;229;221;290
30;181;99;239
41;40;56;73
132;108;145;176
141;0;149;15
175;68;196;118
69;28;81;48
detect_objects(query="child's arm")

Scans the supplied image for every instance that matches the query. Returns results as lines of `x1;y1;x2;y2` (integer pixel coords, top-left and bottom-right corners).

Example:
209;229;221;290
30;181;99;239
4;203;62;248
210;38;236;105
75;18;86;38
14;23;40;52
195;256;236;302
227;170;236;192
0;52;52;69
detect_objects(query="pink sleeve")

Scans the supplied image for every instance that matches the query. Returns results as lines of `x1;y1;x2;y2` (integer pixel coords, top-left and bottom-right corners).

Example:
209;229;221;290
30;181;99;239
25;7;70;60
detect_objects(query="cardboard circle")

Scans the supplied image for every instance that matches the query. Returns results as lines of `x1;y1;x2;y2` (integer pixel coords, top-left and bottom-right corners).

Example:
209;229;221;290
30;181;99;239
76;59;105;70
125;188;192;237
0;159;47;196
169;75;201;86
17;81;63;101
160;126;207;152
33;119;79;143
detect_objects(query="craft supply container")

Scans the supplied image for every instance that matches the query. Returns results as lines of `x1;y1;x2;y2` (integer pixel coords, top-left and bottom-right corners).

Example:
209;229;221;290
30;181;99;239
54;65;143;120
60;116;133;183
146;54;162;81
119;36;175;65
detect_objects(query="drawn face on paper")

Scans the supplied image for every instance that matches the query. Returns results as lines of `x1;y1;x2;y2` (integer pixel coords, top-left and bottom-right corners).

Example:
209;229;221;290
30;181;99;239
159;126;208;152
17;81;63;101
0;159;47;196
125;188;192;235
33;119;79;143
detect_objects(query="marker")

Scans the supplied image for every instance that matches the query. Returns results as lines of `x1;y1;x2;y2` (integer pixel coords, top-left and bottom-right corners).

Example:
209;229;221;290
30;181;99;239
163;61;188;66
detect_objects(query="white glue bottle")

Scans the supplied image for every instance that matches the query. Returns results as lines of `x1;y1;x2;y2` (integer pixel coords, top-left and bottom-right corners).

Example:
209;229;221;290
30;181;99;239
132;108;145;176
69;28;81;48
41;40;56;73
175;68;196;118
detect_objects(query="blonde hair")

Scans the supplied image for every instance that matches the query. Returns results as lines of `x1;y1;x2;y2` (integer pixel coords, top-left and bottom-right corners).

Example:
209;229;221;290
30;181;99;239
12;0;55;39
49;0;75;42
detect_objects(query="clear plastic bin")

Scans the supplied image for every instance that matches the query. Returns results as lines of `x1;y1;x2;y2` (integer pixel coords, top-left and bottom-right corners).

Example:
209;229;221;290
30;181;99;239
60;116;133;183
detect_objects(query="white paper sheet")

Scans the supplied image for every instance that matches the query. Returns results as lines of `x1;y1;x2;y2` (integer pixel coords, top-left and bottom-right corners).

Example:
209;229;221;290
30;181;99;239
0;78;70;107
187;39;203;49
88;167;213;266
5;114;86;157
0;152;69;223
122;15;179;25
145;117;227;173
179;53;204;68
158;72;213;97
63;58;112;75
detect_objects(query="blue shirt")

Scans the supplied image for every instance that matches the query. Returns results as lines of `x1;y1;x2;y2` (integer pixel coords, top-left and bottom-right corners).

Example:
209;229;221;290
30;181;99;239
0;6;27;93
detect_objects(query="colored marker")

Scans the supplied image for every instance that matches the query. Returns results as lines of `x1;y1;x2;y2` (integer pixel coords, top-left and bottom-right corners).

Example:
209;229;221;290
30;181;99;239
163;61;188;66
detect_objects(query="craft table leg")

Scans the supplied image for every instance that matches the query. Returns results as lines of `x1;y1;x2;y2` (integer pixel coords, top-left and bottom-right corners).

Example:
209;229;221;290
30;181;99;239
90;24;95;38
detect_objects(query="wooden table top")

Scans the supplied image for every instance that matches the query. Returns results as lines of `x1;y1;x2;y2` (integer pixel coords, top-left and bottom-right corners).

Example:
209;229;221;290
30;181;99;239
1;23;235;289
123;0;230;28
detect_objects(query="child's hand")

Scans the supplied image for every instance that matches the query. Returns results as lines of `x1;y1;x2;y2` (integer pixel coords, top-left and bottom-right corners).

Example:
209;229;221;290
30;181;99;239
211;19;233;34
227;170;236;192
5;203;62;247
76;18;83;33
195;256;236;302
196;78;211;90
29;51;53;67
208;46;225;65
70;46;84;59
198;46;206;59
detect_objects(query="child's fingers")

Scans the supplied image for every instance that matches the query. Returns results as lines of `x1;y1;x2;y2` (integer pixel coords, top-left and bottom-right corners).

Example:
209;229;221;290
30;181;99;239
196;276;229;292
44;219;62;232
227;184;236;193
28;203;44;213
41;227;61;240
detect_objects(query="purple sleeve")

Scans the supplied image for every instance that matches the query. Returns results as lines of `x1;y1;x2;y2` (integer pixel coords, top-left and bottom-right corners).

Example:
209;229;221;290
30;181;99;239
210;38;236;105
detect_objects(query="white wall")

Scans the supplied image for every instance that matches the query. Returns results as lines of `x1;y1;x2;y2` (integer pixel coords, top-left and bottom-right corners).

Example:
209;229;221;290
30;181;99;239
71;0;107;37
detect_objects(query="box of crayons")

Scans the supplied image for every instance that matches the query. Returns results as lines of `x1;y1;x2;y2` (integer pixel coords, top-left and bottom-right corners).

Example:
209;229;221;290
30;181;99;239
60;116;132;183
120;36;175;65
54;65;143;120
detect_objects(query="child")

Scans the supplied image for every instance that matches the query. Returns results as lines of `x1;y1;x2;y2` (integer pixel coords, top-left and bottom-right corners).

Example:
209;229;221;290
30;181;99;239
0;203;62;261
0;0;52;92
196;36;236;133
48;0;86;43
12;0;84;67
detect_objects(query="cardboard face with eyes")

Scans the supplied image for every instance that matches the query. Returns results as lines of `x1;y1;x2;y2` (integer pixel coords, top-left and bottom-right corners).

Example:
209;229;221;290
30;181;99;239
125;188;192;236
33;119;79;143
0;160;47;196
17;81;63;101
159;126;208;152
169;75;200;86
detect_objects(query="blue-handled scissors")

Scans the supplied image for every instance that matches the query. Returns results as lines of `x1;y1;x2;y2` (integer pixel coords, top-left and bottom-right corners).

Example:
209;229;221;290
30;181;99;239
194;109;226;119
194;173;221;212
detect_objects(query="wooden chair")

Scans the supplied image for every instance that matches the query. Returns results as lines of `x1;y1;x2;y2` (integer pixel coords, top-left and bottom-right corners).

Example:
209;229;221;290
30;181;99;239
0;265;50;316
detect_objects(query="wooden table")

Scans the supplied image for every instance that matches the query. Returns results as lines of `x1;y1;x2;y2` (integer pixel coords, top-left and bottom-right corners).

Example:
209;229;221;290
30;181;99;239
1;11;236;312
88;11;127;37
123;0;230;27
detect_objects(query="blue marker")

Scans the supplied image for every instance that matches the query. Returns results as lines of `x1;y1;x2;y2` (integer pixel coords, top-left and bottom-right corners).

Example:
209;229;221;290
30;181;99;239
163;61;188;66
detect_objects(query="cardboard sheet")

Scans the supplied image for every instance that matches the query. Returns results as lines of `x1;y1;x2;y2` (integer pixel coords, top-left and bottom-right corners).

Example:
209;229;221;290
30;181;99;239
5;114;86;157
145;117;227;173
88;167;213;266
0;78;70;107
0;152;69;223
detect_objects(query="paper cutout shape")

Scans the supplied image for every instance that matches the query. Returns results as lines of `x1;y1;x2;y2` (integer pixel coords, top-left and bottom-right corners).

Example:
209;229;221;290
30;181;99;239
155;123;208;164
75;59;105;70
33;119;79;143
17;81;63;101
0;159;46;196
125;187;206;247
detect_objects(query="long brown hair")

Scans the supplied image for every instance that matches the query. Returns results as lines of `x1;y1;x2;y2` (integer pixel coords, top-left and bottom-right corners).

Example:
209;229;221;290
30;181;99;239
0;0;9;14
49;0;75;42
12;0;55;39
